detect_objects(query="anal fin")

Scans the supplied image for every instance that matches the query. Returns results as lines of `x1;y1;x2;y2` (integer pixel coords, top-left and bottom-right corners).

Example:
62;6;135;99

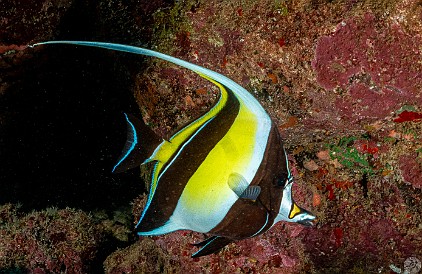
112;113;161;173
191;236;233;258
191;235;218;247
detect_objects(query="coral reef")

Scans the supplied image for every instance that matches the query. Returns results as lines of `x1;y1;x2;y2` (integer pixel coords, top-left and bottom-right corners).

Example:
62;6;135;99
103;238;181;273
1;0;421;273
400;153;422;189
312;12;422;127
0;205;102;273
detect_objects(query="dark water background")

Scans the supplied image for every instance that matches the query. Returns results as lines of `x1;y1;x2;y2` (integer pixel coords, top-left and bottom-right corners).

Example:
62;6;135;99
0;2;151;212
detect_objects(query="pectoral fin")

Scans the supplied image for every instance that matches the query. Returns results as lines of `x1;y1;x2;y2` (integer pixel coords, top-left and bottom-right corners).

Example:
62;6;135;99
228;173;261;201
228;173;248;197
240;185;261;201
191;236;233;258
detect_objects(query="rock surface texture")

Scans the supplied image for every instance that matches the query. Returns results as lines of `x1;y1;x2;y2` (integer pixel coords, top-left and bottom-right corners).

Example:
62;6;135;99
1;0;421;273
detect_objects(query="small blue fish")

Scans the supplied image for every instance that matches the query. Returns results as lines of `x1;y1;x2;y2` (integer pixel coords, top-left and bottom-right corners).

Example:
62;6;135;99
31;41;317;257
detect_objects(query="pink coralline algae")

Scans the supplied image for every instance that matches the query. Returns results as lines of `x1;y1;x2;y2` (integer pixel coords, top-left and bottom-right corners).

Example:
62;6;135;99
312;13;422;123
133;223;309;273
0;205;102;273
399;153;422;189
304;205;419;271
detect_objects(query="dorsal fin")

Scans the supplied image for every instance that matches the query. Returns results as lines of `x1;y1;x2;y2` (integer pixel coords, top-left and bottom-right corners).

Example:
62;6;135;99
30;41;271;123
227;173;261;201
112;113;161;173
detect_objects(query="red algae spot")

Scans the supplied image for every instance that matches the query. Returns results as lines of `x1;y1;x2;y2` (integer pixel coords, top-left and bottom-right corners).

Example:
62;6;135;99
185;95;195;107
257;62;265;68
221;57;228;68
279;116;298;129
269;255;282;267
317;167;329;179
354;140;379;155
324;179;354;200
333;228;343;248
267;72;278;84
393;110;422;123
237;7;243;16
195;88;207;95
312;192;321;207
333;180;353;190
326;184;335;200
288;224;305;238
361;144;378;155
278;38;285;47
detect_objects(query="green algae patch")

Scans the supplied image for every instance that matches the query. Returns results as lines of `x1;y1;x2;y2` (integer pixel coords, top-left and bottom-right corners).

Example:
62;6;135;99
327;136;375;176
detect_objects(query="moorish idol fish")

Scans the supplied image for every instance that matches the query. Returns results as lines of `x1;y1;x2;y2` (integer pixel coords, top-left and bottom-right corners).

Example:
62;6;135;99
31;41;317;257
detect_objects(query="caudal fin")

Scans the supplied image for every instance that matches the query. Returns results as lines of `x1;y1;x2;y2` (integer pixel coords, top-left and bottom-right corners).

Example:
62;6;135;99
112;113;161;173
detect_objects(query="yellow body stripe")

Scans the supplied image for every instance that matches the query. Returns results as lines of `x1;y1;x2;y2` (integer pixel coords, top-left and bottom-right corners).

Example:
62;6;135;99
179;104;258;225
146;73;230;208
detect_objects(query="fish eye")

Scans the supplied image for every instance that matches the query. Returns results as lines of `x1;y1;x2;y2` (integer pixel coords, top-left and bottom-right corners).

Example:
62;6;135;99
275;173;293;186
273;177;285;187
278;178;285;186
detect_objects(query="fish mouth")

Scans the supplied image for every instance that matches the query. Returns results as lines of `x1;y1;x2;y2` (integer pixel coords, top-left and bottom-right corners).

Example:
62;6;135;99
297;217;318;227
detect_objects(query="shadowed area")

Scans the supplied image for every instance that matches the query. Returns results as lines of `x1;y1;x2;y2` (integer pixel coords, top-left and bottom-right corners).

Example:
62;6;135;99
0;0;156;212
0;45;145;211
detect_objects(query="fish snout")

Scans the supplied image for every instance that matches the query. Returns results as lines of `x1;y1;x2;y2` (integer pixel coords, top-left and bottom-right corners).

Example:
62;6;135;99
295;207;318;227
297;216;318;227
